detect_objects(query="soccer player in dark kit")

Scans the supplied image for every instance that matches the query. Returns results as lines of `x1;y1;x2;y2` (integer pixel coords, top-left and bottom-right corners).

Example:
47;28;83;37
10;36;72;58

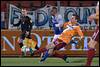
13;9;33;56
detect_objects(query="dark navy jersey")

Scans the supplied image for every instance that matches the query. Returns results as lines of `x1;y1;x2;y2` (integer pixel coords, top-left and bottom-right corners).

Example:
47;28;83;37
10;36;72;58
13;16;32;32
51;14;63;35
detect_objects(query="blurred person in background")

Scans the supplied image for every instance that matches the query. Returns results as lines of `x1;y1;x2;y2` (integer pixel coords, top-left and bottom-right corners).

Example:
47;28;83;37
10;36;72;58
13;9;33;56
85;1;99;66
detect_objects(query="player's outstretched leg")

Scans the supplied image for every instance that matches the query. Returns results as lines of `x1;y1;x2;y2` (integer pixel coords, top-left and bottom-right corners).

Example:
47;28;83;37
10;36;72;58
85;40;97;66
85;48;95;66
53;51;69;63
39;50;49;63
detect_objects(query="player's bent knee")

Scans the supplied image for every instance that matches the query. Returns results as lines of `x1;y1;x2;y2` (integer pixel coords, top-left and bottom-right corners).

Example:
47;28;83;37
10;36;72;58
46;42;55;50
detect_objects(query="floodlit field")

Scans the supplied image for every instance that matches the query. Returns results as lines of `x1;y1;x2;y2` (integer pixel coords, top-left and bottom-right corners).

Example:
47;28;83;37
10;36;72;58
1;57;99;66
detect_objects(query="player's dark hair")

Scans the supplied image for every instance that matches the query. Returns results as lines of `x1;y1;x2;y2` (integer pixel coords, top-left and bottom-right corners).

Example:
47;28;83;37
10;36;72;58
52;6;57;10
72;14;80;21
52;6;57;12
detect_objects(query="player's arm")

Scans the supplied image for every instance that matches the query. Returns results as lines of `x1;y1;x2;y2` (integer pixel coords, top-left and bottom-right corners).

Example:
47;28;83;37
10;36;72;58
63;22;72;29
13;19;21;26
29;17;33;30
55;15;63;27
88;2;99;22
88;14;96;22
25;16;33;31
76;26;84;39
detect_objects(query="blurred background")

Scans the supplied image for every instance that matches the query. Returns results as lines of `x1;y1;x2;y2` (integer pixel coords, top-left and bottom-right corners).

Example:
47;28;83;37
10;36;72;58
1;1;99;57
1;1;98;29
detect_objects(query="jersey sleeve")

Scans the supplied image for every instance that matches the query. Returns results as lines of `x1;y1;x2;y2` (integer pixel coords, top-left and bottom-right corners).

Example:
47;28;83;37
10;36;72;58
56;14;64;27
76;26;84;38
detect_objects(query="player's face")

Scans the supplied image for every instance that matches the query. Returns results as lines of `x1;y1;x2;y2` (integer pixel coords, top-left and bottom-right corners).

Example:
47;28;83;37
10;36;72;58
51;10;54;16
70;16;77;22
22;9;27;16
51;9;57;16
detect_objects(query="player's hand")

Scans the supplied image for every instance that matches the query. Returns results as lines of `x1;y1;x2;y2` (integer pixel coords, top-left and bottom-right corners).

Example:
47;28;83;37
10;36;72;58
80;36;84;40
88;14;96;22
55;24;63;27
26;31;29;35
30;20;32;23
55;24;60;27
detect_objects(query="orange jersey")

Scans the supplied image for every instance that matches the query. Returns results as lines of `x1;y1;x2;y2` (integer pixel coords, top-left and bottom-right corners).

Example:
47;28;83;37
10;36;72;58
63;21;77;29
58;25;83;44
63;22;72;29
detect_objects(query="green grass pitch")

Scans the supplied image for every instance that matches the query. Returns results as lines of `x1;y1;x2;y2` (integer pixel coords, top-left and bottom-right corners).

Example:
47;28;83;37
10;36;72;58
1;57;99;66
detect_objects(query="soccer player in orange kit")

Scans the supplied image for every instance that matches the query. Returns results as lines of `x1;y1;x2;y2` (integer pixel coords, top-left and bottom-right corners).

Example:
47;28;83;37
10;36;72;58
38;14;84;63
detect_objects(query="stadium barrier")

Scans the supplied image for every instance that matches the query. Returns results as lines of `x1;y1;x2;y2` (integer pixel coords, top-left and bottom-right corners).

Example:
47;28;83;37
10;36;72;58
1;30;99;57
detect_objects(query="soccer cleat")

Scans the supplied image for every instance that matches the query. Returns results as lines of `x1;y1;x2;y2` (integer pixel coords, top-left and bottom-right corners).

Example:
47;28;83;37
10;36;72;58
39;59;44;64
39;51;49;63
30;52;34;56
62;56;70;63
22;52;25;57
40;59;44;62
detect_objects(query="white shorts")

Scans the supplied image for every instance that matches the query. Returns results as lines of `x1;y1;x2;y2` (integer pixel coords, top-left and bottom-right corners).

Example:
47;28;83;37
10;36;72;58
52;34;60;42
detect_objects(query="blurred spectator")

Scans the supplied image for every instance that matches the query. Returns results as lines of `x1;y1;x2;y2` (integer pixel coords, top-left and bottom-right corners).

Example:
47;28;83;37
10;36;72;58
1;12;6;29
